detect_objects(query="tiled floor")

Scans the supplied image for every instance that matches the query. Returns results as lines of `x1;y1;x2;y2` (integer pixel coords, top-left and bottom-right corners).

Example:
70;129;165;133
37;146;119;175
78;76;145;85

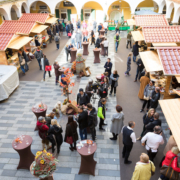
0;31;121;180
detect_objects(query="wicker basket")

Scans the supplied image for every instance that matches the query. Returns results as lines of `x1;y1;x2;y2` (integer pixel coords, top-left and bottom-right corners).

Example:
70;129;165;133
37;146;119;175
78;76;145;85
76;61;85;74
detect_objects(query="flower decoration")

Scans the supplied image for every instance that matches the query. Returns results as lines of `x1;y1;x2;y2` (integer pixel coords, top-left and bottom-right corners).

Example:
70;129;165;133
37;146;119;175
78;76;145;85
31;150;58;179
15;138;22;143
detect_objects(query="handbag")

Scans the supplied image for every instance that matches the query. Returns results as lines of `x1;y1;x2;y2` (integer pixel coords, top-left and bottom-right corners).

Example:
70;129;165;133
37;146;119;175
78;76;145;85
45;65;52;71
143;95;150;101
150;161;155;176
160;157;179;180
21;59;25;66
66;136;73;144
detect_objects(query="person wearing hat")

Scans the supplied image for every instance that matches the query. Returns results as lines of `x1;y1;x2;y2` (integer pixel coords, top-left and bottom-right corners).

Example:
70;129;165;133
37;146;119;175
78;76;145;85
37;116;51;150
77;88;89;106
34;46;43;70
85;79;94;102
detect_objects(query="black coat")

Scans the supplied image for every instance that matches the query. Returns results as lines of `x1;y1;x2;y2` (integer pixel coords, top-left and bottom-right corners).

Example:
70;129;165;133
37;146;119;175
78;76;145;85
85;83;93;100
88;107;98;128
104;62;112;74
136;58;144;71
43;58;50;70
145;119;161;133
64;121;78;143
95;38;102;48
143;113;154;125
59;23;63;31
150;91;160;109
78;111;88;129
77;93;89;105
133;44;141;56
22;51;29;62
48;125;63;146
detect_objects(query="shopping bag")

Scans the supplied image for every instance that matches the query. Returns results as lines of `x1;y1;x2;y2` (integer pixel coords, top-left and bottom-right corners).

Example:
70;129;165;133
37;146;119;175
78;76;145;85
45;66;52;71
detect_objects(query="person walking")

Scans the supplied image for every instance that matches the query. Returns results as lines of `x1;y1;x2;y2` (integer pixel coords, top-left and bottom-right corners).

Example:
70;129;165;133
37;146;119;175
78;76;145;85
93;20;97;32
42;55;51;81
35;36;41;47
70;21;74;34
131;153;155;180
159;147;180;180
64;115;78;151
58;21;63;36
71;31;76;47
82;28;88;42
21;50;29;72
103;21;108;35
141;126;164;161
150;87;160;110
18;51;26;75
114;33;121;53
98;98;107;131
34;46;43;70
122;121;136;164
98;23;102;35
37;116;50;150
77;19;81;29
137;108;155;141
87;103;97;141
132;42;141;62
82;20;87;29
54;33;60;49
52;24;56;37
77;106;88;140
66;23;70;36
90;30;95;45
134;58;144;82
126;32;132;49
95;36;102;48
55;23;59;34
104;58;112;77
48;119;63;154
65;45;71;62
138;72;150;99
76;29;82;49
125;53;132;76
99;77;109;99
110;105;124;140
85;79;94;102
47;27;52;43
115;22;120;34
77;88;89;106
53;61;60;85
140;80;155;112
62;21;65;33
102;38;109;57
109;70;119;96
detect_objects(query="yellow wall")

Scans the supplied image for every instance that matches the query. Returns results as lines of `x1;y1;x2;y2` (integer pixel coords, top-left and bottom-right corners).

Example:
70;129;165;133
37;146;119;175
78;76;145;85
83;1;103;10
108;1;131;20
30;1;51;13
137;0;154;7
0;16;3;25
170;8;174;22
59;1;77;14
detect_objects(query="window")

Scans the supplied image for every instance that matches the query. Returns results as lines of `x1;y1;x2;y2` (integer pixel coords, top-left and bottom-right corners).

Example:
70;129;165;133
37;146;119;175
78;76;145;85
84;9;91;21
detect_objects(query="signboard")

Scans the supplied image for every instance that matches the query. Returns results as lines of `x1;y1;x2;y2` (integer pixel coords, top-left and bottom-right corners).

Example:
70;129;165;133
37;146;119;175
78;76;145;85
63;2;74;7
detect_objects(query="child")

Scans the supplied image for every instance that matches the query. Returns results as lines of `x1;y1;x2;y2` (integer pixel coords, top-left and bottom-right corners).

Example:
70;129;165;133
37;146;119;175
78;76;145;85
125;53;132;76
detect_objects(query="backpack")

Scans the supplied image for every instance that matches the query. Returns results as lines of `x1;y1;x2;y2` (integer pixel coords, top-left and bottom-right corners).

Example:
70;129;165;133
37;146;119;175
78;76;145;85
55;36;59;42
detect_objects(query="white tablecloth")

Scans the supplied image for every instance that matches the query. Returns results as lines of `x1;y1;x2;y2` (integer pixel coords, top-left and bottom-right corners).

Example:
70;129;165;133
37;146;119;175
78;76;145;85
0;65;19;101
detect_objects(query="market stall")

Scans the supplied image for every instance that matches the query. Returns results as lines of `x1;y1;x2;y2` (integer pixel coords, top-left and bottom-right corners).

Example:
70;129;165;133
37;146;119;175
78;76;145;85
0;65;19;101
159;98;180;150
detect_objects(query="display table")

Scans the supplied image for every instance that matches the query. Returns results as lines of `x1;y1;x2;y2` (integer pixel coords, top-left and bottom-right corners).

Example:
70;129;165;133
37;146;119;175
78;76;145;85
96;74;102;82
100;43;105;56
12;135;34;170
99;30;105;36
32;104;47;131
58;68;68;76
70;48;77;63
82;42;89;55
77;140;97;176
99;35;105;41
0;65;19;101
108;26;115;31
93;49;101;63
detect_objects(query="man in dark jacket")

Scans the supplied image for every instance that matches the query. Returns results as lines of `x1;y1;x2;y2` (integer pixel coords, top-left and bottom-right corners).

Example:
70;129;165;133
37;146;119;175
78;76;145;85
132;41;141;62
150;87;160;109
145;112;161;133
85;79;94;102
47;27;52;43
77;106;88;140
87;103;97;141
77;88;89;106
43;55;51;81
98;23;102;35
55;23;59;34
34;46;43;70
21;50;29;72
134;58;144;82
95;36;102;48
53;61;60;85
104;58;112;77
58;22;63;36
70;22;73;34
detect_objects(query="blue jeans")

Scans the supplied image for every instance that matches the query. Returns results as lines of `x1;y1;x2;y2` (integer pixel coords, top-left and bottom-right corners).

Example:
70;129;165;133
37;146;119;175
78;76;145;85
20;65;25;73
56;44;59;49
71;39;76;47
77;42;82;49
135;68;140;81
25;62;29;71
115;42;119;52
37;59;42;70
43;71;51;80
133;55;137;62
83;36;87;42
79;128;87;140
63;27;65;32
160;174;169;180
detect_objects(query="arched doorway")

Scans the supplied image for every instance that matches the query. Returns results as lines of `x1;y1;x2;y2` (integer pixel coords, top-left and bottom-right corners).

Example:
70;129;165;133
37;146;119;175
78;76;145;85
81;1;104;23
0;8;9;24
136;0;159;13
30;1;51;13
11;5;20;20
55;1;77;22
108;1;131;21
21;2;28;13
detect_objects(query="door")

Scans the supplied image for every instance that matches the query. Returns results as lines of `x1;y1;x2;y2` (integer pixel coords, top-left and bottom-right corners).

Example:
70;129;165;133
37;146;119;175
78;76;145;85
55;9;59;18
91;9;95;20
67;9;71;21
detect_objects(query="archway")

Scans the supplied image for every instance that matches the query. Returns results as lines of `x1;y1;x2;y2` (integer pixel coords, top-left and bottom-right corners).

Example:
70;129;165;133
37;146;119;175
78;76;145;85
55;1;77;21
136;0;159;13
81;1;104;23
30;1;51;13
11;5;20;20
0;8;9;24
21;2;28;13
107;1;131;21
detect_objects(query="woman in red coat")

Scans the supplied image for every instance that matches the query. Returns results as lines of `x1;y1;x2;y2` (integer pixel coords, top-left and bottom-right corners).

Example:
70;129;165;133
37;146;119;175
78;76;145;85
159;147;180;180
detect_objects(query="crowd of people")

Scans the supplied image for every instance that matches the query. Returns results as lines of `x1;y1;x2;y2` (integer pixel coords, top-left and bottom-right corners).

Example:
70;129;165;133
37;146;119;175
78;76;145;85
32;19;180;180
